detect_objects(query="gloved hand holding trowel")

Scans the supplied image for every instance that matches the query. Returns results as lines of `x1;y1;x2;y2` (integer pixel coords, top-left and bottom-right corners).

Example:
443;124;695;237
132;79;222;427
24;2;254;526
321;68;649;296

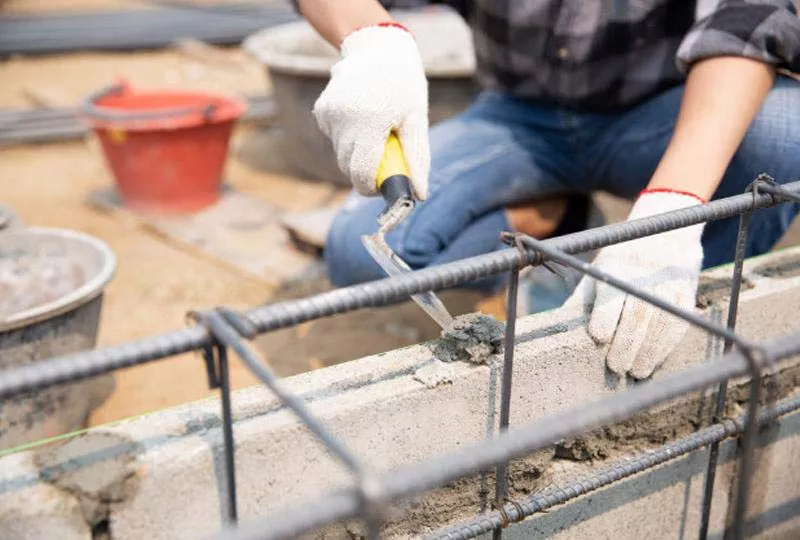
294;0;800;380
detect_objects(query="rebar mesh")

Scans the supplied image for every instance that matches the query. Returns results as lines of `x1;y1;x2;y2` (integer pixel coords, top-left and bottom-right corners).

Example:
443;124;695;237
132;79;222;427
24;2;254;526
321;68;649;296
1;177;799;540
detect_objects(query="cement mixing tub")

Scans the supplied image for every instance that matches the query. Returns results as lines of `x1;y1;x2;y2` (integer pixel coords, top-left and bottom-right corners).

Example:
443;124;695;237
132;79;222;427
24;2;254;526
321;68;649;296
244;7;478;186
0;227;117;450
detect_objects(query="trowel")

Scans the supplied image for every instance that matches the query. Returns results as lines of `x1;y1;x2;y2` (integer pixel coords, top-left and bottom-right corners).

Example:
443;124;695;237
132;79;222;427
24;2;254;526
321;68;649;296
360;133;454;329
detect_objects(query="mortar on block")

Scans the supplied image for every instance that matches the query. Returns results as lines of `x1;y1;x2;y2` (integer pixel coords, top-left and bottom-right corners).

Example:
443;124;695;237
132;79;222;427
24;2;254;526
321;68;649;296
244;6;478;186
0;225;117;450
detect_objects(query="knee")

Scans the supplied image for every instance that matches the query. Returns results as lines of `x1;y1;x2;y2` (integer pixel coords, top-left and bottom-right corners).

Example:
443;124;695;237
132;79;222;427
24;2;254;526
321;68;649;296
324;195;384;288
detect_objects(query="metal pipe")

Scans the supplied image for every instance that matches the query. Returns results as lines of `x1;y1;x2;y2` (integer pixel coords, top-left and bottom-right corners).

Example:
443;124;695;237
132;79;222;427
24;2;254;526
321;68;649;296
212;332;800;540
1;182;798;402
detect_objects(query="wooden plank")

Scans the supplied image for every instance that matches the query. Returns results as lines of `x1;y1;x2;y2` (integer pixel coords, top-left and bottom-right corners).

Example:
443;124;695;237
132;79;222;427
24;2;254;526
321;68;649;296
87;187;317;287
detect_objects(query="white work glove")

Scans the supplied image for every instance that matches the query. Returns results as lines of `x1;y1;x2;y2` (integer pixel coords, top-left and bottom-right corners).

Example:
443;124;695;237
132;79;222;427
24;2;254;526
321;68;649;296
312;23;430;199
567;190;706;380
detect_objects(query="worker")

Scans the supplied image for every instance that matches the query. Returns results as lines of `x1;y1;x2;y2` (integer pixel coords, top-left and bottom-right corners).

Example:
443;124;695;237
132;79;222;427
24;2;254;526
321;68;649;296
292;0;800;380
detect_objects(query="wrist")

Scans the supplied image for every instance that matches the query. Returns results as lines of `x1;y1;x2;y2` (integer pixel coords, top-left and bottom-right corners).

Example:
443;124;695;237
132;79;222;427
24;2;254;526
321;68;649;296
638;187;706;204
629;190;707;240
353;21;412;35
341;21;415;54
339;19;416;50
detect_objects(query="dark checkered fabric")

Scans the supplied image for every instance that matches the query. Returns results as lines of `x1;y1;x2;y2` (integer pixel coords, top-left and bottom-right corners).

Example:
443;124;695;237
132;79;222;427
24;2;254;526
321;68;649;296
464;0;800;110
293;1;800;111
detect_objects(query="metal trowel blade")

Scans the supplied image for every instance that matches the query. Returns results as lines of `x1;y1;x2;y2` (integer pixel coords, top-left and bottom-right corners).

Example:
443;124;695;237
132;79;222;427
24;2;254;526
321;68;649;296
361;233;454;329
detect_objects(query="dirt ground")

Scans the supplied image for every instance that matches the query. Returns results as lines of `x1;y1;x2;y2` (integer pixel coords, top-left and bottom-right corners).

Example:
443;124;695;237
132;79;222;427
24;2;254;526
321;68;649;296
2;1;799;429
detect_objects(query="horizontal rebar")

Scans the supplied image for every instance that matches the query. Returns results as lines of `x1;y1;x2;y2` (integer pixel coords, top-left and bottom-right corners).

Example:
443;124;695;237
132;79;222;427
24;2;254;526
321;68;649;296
0;181;797;402
516;235;757;351
213;331;800;540
427;392;800;539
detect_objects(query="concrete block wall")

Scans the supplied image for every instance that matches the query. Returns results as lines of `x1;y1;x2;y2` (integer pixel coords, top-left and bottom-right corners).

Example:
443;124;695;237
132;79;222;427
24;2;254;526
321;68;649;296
1;246;799;539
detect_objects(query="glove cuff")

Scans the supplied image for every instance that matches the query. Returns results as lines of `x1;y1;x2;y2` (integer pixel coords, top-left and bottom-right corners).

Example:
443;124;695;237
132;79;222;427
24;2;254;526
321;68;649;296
356;21;413;35
628;189;705;241
638;188;706;204
341;22;416;56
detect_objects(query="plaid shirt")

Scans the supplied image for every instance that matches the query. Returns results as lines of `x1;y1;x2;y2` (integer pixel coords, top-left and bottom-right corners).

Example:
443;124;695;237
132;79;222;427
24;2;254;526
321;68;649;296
298;0;800;112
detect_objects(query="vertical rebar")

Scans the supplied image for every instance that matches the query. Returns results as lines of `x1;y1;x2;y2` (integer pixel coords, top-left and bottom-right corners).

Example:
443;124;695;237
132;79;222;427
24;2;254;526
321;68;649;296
218;345;238;526
698;211;750;538
493;267;520;540
728;360;762;540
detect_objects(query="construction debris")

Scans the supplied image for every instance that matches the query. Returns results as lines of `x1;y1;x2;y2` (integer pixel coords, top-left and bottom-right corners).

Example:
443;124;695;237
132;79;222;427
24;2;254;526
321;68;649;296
413;360;455;388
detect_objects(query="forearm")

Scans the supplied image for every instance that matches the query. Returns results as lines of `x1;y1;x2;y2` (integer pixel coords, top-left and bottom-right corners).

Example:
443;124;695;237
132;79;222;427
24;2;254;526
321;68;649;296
296;0;394;47
648;56;776;201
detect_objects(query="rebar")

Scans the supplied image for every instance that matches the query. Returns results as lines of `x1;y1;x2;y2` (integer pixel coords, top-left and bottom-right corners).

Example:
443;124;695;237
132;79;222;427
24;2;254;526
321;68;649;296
192;309;389;538
213;332;800;540
192;310;366;475
0;182;798;402
1;180;799;540
699;209;751;539
492;267;520;540
213;345;239;525
499;232;777;540
514;235;757;352
427;392;800;539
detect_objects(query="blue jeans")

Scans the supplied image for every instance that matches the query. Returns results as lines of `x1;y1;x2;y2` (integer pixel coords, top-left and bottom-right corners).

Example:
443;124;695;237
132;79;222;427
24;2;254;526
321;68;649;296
325;75;800;293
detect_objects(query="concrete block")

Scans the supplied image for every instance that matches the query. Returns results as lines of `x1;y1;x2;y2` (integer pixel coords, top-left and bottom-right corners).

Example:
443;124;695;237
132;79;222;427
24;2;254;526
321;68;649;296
504;438;740;539
0;246;798;539
0;452;91;540
739;410;800;539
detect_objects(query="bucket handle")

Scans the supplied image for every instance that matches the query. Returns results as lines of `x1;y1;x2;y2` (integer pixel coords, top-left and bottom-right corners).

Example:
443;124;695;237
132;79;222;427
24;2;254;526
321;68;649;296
81;83;218;123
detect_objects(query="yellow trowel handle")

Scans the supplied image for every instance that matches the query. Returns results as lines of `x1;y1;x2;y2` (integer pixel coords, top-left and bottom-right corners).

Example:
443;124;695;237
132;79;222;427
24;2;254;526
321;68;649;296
376;132;415;216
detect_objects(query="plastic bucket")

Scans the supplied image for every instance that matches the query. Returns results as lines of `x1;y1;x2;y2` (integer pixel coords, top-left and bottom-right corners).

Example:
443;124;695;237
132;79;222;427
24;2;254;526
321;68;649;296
82;81;246;214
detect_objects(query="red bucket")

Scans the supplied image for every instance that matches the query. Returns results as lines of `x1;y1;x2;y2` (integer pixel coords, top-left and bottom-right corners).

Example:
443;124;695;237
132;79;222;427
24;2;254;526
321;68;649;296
82;81;246;214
